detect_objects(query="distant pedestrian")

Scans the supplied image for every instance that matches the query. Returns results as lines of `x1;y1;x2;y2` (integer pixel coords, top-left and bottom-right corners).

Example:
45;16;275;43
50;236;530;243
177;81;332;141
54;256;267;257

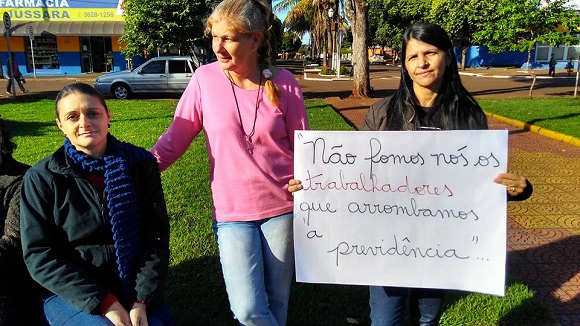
6;53;28;94
565;57;574;76
349;63;355;78
548;53;556;77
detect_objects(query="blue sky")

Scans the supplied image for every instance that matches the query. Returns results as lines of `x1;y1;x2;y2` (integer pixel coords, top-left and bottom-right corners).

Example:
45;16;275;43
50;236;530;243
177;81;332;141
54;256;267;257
272;0;287;21
272;0;310;43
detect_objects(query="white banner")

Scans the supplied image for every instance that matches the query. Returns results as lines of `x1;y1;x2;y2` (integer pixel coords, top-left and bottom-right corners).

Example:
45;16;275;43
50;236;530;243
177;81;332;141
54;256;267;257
293;130;508;296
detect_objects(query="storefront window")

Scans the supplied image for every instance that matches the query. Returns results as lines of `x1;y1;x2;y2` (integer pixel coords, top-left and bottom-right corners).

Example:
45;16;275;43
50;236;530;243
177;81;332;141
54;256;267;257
568;33;580;60
568;46;580;60
26;35;59;70
552;46;565;61
535;45;549;61
535;33;580;62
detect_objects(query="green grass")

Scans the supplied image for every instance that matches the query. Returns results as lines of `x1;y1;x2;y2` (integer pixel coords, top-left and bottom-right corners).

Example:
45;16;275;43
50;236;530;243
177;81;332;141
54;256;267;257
479;98;580;139
1;97;558;325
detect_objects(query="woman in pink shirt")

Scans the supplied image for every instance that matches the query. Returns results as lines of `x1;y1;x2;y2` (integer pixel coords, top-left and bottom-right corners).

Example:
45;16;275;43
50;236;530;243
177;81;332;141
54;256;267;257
150;0;309;324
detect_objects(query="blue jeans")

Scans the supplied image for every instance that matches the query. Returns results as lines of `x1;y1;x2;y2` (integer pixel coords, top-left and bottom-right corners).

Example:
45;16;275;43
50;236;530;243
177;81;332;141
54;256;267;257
213;212;294;326
43;295;171;326
369;286;445;326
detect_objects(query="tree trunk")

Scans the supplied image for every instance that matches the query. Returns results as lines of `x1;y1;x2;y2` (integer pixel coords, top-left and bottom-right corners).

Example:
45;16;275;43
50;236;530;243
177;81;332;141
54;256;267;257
323;19;330;68
344;0;371;98
526;49;536;98
267;0;276;65
461;46;470;71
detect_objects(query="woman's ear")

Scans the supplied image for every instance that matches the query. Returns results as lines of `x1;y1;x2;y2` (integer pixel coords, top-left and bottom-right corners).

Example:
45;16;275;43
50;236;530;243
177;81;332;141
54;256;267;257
252;31;263;51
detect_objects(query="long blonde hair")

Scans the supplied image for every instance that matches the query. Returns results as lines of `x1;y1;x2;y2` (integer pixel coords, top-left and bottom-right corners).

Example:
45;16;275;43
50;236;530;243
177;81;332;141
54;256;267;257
206;0;280;107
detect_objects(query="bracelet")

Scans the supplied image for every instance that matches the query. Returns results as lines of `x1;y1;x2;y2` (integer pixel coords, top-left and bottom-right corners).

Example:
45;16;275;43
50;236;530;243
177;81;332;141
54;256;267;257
133;300;148;306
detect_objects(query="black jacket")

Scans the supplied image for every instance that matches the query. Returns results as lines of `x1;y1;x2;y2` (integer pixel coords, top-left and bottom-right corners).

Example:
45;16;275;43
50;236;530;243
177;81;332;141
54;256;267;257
20;146;170;314
0;157;40;325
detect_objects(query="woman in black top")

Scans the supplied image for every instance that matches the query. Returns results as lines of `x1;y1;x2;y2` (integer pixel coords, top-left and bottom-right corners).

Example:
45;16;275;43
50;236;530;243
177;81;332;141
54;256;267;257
289;23;532;325
360;23;532;326
20;83;173;326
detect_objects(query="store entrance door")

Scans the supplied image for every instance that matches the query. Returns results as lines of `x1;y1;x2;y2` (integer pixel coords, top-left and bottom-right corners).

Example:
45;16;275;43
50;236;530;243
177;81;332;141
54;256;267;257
80;36;112;73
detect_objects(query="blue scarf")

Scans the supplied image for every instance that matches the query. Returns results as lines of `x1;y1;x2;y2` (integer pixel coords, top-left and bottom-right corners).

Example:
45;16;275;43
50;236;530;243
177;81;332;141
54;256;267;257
64;133;155;302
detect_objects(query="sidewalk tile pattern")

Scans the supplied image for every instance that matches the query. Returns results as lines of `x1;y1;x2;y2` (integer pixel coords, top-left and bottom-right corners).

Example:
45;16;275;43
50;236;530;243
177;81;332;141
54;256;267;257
496;119;580;326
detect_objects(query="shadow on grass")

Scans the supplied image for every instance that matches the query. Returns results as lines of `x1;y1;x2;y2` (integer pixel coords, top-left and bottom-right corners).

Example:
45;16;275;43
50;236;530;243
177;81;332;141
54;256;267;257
288;283;370;325
526;112;580;125
3;119;56;138
166;256;236;326
497;296;557;326
166;255;370;325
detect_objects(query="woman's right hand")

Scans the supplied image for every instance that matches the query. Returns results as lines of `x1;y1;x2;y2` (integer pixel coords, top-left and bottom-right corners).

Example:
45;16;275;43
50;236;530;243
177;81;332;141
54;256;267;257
288;179;303;193
105;301;131;326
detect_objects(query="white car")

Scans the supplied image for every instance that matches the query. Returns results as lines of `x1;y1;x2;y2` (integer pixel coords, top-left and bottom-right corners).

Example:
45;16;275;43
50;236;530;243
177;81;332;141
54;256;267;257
369;55;386;64
94;56;197;99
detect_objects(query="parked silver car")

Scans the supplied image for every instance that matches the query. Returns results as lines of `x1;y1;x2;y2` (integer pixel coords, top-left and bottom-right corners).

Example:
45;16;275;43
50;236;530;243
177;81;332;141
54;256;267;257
94;56;197;99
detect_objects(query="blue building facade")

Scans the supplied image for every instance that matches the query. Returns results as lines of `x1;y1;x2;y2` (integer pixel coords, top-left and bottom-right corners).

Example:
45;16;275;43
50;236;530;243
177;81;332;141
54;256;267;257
455;38;580;71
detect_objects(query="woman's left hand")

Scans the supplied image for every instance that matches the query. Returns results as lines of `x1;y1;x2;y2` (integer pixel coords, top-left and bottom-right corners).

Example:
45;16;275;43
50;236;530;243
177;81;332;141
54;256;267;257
288;179;303;193
494;172;527;196
129;302;148;326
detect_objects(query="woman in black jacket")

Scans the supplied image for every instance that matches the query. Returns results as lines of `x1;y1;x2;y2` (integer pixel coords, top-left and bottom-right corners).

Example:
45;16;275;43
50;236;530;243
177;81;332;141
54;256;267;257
20;83;173;326
362;22;532;326
289;23;532;326
0;117;39;325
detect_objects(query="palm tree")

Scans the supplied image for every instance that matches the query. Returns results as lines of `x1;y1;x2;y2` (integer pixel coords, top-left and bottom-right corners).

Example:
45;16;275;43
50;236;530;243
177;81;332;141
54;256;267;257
275;0;332;67
275;0;371;98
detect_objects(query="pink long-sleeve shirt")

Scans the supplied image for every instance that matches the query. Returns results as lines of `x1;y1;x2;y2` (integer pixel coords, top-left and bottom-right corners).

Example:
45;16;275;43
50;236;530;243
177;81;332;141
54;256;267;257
151;62;309;222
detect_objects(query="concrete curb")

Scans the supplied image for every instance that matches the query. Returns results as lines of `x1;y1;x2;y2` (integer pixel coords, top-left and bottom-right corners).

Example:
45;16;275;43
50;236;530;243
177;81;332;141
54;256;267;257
485;111;580;147
458;72;575;80
303;72;351;81
303;67;575;80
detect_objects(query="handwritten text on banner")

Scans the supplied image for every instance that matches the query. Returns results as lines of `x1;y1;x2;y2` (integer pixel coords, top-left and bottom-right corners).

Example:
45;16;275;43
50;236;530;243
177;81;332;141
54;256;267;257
293;130;508;296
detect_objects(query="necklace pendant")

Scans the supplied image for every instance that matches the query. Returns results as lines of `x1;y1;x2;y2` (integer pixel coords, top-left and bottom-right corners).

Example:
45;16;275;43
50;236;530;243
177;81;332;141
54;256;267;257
245;135;254;154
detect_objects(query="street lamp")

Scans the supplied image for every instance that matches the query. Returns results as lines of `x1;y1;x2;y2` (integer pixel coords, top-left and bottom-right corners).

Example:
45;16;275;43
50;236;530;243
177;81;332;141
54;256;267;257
327;7;334;71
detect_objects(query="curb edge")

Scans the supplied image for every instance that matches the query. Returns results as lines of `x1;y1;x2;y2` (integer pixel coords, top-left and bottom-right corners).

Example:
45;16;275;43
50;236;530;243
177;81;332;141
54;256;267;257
484;111;580;147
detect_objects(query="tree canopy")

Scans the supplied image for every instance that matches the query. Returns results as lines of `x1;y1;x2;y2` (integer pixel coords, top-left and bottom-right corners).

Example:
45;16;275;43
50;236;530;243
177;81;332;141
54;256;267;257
121;0;214;57
473;0;580;55
367;0;428;50
366;0;580;57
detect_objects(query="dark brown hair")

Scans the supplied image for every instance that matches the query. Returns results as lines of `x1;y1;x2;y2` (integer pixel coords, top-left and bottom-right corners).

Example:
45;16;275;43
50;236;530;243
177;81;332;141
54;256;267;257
55;82;108;120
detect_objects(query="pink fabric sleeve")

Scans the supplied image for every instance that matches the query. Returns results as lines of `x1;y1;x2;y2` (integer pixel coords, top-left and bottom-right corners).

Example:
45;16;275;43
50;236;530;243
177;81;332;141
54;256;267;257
150;75;204;171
